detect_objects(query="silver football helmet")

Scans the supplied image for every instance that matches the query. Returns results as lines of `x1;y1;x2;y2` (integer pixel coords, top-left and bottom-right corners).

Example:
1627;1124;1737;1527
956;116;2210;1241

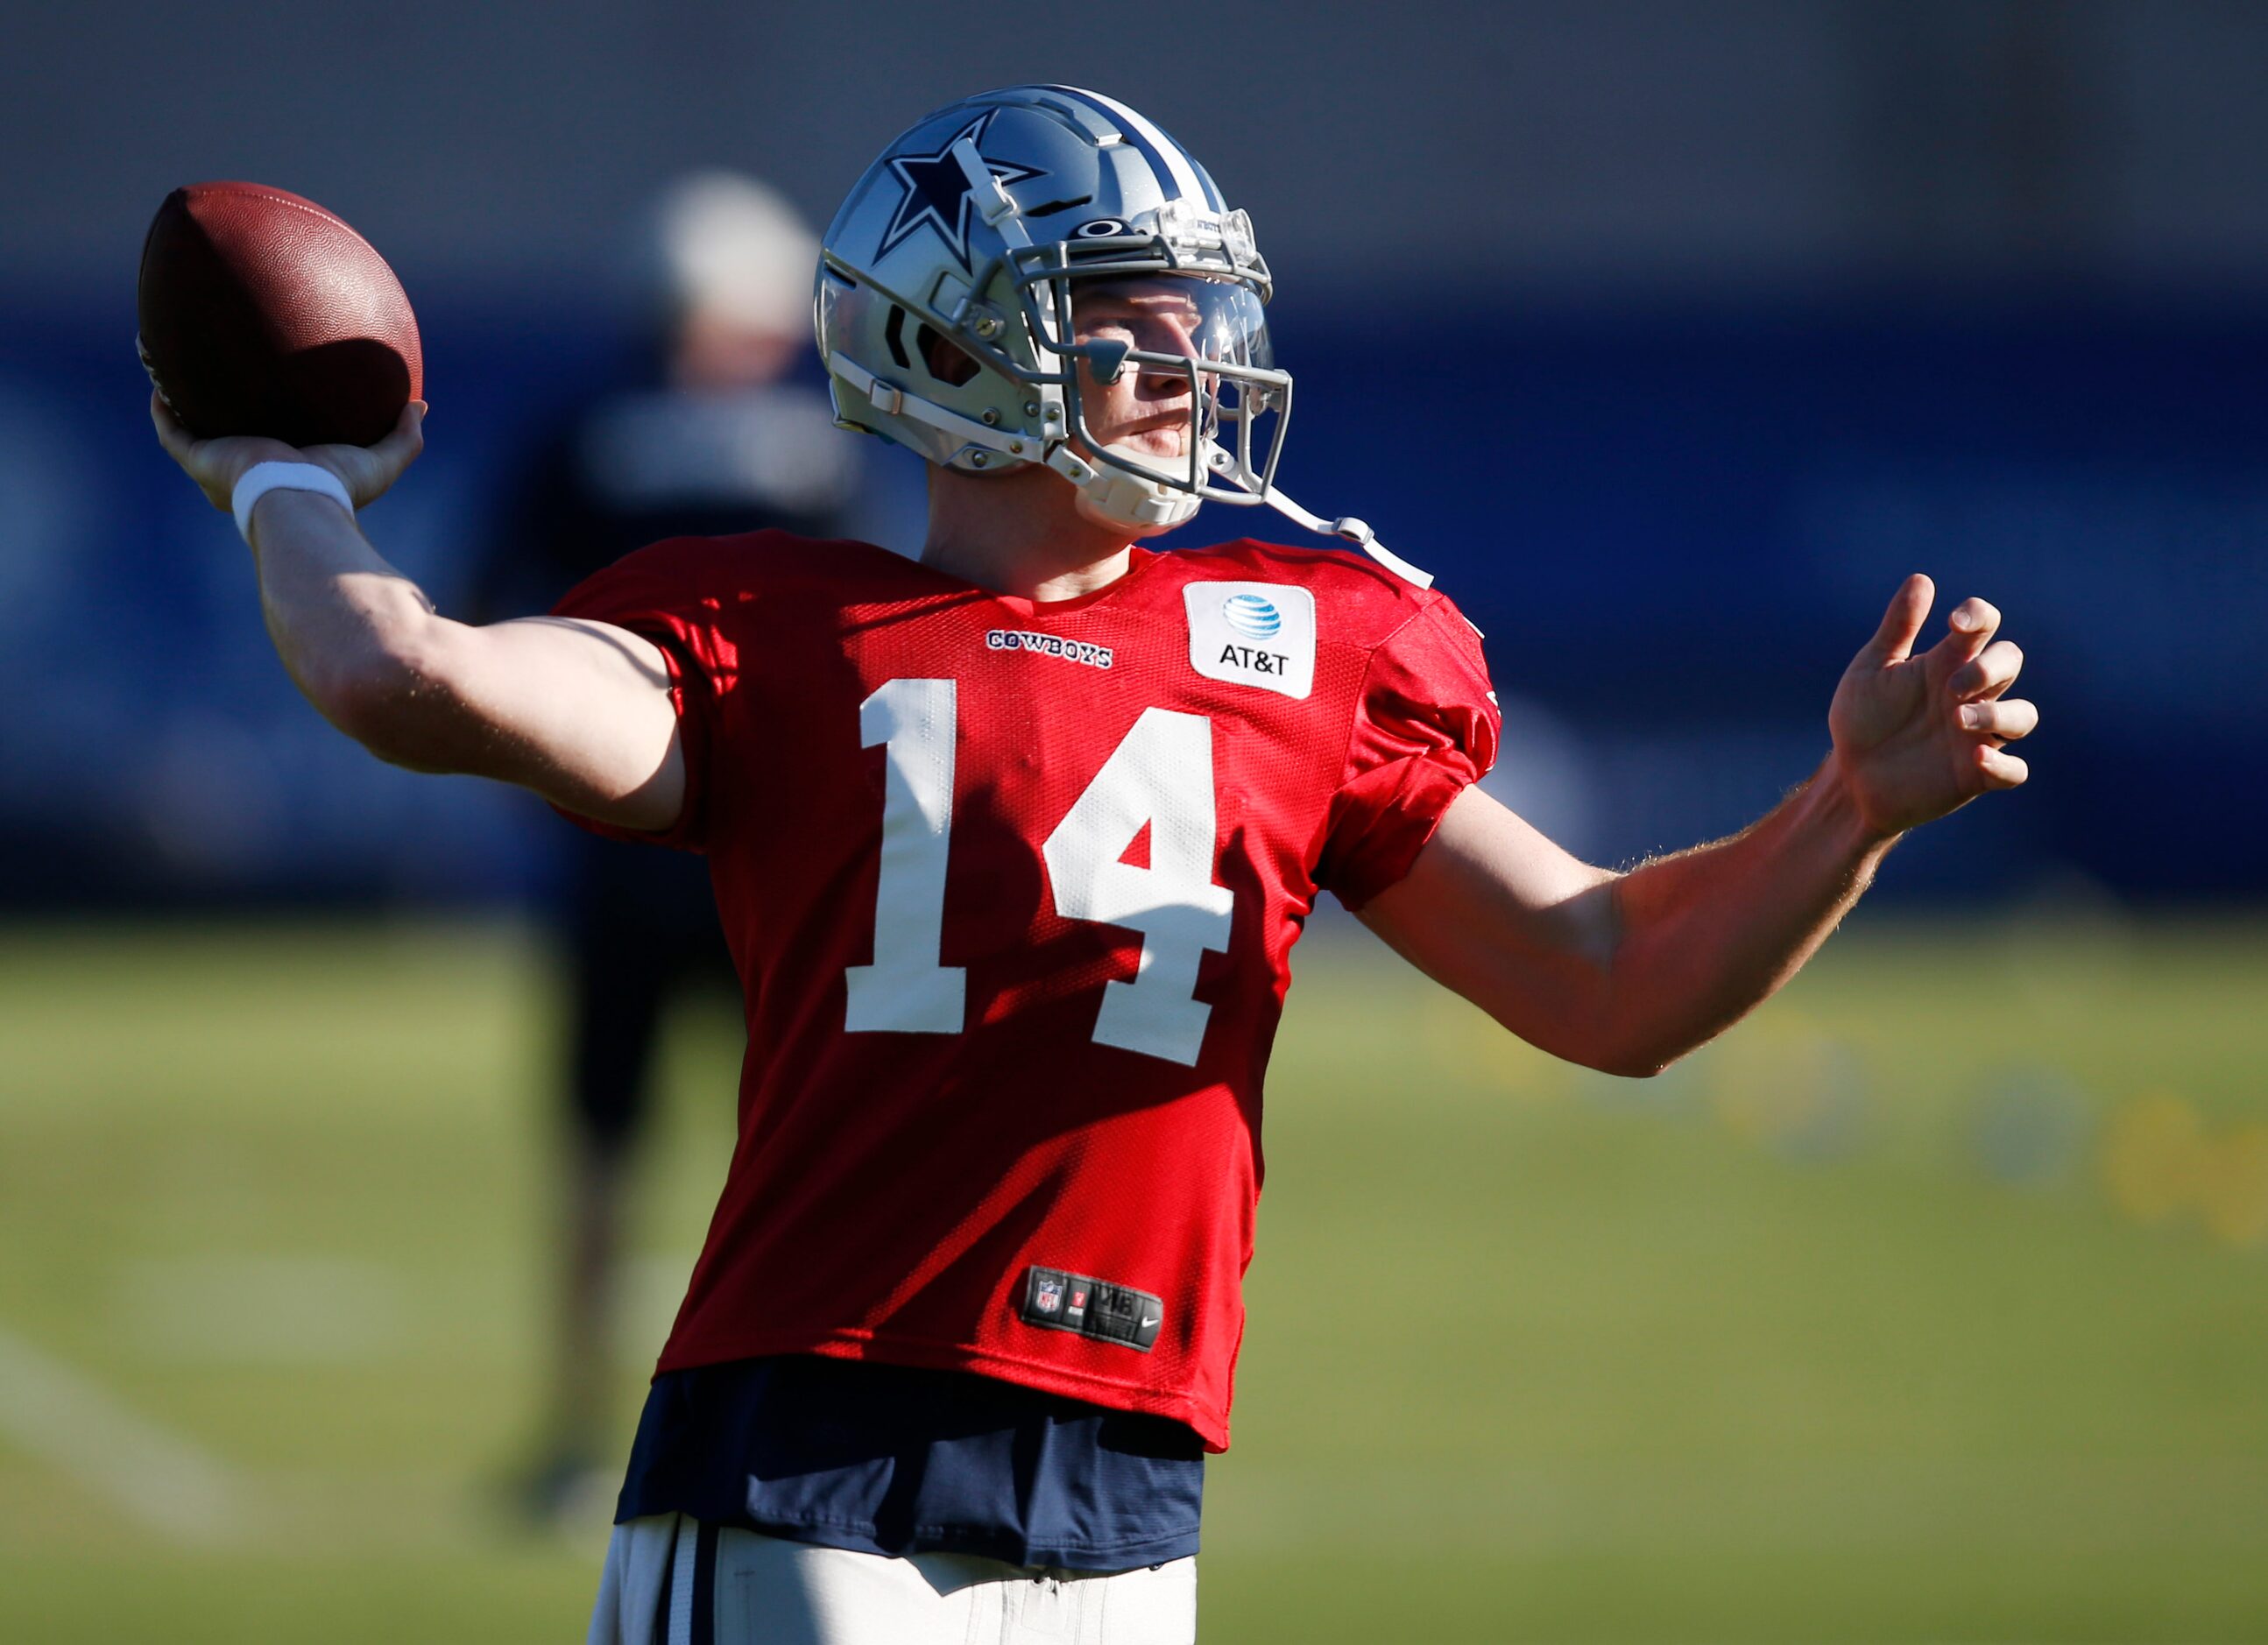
816;85;1427;582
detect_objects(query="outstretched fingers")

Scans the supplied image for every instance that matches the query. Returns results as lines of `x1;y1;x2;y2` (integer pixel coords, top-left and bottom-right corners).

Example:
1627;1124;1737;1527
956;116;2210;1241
1976;745;2030;788
1948;596;2001;641
1861;573;1934;665
1950;638;2024;701
1960;697;2038;739
1925;594;2001;672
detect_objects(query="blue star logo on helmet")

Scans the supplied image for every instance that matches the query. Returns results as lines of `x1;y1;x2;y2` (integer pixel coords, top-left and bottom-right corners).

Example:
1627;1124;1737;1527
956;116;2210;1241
1220;593;1282;639
877;111;1045;272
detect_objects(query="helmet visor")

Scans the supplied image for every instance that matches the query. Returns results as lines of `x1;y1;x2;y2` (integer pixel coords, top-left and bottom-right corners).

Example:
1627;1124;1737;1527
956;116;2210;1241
1069;274;1270;372
1063;275;1284;493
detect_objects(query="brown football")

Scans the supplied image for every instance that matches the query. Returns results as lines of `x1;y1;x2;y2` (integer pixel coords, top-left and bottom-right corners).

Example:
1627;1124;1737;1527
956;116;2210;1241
137;181;422;448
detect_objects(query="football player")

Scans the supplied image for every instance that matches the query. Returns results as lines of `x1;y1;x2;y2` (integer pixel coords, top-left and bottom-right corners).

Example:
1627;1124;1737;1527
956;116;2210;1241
152;86;2035;1645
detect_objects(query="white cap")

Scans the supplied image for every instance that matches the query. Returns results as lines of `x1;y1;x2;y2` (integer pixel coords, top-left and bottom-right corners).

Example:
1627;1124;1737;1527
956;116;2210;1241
648;171;817;336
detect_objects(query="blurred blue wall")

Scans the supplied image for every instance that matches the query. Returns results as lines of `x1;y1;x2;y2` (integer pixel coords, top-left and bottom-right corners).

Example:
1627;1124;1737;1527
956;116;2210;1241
6;287;2260;909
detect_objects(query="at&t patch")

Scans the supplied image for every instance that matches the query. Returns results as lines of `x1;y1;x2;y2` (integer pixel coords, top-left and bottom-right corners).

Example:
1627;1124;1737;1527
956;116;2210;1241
1183;582;1316;699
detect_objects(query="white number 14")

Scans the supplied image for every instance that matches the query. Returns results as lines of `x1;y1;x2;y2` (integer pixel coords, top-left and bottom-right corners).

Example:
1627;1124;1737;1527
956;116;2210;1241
845;679;1233;1067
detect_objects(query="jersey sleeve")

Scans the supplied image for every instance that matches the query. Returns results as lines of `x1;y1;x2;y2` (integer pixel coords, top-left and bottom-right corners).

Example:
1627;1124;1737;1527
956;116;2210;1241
546;538;739;852
1315;593;1502;910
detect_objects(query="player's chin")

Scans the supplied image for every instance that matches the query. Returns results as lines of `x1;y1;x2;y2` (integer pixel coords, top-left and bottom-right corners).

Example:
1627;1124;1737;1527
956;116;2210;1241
1111;428;1191;462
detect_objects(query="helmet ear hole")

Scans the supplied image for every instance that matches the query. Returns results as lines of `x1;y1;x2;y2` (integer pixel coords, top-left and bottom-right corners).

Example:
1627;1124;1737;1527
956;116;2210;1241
882;306;913;370
915;324;981;387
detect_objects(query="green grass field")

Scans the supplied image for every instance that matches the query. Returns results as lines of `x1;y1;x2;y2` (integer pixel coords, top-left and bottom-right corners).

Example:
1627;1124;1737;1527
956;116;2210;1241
3;913;2265;1641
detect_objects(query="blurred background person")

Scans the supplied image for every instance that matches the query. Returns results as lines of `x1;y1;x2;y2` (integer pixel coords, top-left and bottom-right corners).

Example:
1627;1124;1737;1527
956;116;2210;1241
472;171;866;1521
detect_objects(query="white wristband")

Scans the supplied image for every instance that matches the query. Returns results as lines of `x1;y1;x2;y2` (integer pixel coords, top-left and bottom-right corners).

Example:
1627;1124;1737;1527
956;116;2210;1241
232;462;355;543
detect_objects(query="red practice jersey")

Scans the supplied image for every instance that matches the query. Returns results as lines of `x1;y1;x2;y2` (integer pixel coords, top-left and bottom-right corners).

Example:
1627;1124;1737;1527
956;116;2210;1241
554;533;1500;1449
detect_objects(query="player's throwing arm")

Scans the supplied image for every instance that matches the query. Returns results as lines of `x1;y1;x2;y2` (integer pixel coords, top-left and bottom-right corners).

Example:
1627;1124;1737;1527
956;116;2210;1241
138;182;685;832
150;400;688;832
154;392;684;835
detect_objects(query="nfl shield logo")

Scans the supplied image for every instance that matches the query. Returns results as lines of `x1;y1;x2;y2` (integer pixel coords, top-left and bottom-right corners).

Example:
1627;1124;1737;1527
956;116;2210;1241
1034;1275;1064;1315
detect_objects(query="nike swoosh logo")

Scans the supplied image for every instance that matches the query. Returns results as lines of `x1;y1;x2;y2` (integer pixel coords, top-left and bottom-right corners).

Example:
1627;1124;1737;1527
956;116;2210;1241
1140;1316;1159;1329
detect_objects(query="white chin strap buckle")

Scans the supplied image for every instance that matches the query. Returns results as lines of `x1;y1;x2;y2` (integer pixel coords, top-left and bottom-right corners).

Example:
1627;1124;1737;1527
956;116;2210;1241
1261;490;1432;589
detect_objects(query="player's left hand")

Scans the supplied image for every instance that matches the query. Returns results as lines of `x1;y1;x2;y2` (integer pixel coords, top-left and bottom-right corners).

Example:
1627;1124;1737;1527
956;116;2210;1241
1827;573;2036;839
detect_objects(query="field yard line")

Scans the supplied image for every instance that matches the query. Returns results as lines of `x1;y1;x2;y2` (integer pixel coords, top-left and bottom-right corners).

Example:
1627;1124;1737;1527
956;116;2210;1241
0;1322;243;1544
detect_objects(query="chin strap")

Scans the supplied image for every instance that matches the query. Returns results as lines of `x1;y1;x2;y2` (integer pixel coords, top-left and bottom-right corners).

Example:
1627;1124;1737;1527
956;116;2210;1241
1257;484;1433;589
1054;439;1436;584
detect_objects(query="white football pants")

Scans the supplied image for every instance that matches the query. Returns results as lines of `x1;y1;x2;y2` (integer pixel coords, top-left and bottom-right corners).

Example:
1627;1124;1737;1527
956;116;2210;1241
588;1514;1198;1645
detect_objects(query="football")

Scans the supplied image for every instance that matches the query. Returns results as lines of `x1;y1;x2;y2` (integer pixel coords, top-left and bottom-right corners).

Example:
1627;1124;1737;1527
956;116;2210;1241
137;181;422;449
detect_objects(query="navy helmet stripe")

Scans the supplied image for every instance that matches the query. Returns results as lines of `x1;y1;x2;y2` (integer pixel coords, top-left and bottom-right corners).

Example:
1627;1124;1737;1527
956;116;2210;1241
1038;85;1223;209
